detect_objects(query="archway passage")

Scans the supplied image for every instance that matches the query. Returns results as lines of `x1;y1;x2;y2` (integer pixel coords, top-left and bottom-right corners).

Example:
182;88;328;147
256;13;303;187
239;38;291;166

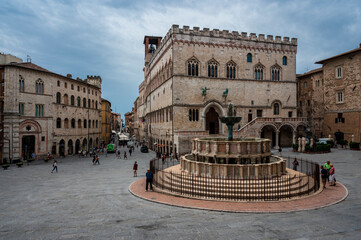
206;107;219;134
59;140;65;157
22;135;35;160
82;139;87;150
279;125;293;147
89;138;93;150
68;140;73;155
75;139;81;154
261;125;276;147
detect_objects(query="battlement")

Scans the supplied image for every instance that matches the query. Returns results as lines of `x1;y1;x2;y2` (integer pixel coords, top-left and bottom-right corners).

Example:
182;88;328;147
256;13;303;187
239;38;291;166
85;75;102;88
170;25;297;45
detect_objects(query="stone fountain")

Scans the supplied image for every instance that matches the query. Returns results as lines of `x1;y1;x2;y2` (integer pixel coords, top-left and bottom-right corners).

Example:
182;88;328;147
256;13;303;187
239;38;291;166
219;102;242;141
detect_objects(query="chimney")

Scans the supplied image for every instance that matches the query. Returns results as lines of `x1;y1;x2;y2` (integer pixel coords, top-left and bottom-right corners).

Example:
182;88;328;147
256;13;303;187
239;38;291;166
66;74;72;78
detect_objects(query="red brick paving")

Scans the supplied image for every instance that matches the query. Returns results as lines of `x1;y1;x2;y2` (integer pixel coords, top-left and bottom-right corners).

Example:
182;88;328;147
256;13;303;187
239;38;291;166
129;178;348;213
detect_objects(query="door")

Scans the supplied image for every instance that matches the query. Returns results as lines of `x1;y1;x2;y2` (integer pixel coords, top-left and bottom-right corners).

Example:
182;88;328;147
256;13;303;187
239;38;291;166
22;135;35;160
206;107;219;134
248;113;253;122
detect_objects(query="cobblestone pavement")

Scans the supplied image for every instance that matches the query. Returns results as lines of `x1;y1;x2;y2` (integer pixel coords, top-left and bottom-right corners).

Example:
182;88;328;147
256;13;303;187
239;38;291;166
0;147;360;239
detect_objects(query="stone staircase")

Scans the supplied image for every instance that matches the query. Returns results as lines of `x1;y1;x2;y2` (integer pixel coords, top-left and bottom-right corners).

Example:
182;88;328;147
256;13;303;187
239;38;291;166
154;167;317;201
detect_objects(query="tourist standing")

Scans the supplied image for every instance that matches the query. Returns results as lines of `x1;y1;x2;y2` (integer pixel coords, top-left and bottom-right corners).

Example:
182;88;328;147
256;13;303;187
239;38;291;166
95;154;100;165
133;161;138;177
117;149;121;159
51;160;58;173
292;158;299;171
145;169;153;191
320;166;328;189
329;164;336;186
31;152;36;160
124;151;127;159
324;160;331;181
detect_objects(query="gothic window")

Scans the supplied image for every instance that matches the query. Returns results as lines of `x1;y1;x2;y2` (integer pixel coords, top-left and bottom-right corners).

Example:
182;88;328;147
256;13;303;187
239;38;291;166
96;120;98;128
56;92;61;104
71;84;74;90
88;99;91;108
77;97;81;107
88;120;91;128
226;61;236;79
64;118;69;128
57;80;60;87
95;101;98;109
271;65;281;81
71;118;75;128
254;63;264;80
282;56;287;65
83;119;87;128
35;104;44;117
83;98;86;108
35;79;44;94
64;94;69;105
208;59;218;78
71;95;75;106
187;58;199;76
19;103;24;115
19;75;25;92
247;53;252;63
274;103;280;115
78;119;82;128
56;118;61;128
92;100;94;108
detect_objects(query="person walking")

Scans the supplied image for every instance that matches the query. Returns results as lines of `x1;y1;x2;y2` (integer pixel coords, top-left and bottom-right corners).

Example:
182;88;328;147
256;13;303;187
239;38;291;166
320;165;328;189
145;169;153;191
292;158;299;171
92;154;96;165
117;149;121;159
124;151;127;160
329;164;336;186
95;154;100;165
129;148;132;156
51;160;58;173
133;161;138;177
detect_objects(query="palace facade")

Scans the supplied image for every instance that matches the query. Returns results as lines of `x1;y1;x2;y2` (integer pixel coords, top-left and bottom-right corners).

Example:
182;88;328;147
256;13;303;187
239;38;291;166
135;25;307;155
0;55;102;162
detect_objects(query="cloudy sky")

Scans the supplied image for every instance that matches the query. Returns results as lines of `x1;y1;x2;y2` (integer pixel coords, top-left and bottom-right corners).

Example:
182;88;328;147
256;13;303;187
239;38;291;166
1;0;360;117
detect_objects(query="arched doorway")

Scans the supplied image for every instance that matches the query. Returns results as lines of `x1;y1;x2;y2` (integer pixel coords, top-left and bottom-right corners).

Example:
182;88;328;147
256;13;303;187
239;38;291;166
206;107;219;134
75;139;80;154
261;125;277;147
59;139;65;157
68;139;73;155
279;125;293;147
22;135;35;160
82;139;87;150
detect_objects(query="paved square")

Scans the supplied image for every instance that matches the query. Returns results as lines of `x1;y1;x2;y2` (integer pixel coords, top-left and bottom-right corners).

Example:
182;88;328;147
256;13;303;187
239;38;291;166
0;147;360;239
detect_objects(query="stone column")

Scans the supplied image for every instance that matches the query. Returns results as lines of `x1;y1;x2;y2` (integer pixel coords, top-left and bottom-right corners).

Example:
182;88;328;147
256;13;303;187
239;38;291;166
206;142;210;153
275;130;280;150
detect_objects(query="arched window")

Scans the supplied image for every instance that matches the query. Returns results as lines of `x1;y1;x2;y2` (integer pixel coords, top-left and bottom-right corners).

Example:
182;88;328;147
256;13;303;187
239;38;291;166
92;120;95;128
88;99;91;108
64;94;68;105
95;101;98;109
207;59;218;78
56;118;61;128
56;92;61;104
187;58;199;76
254;63;264;80
271;65;281;81
247;53;252;63
282;56;287;65
88;120;91;128
96;120;98;128
19;75;25;92
274;103;280;115
78;119;82;128
83;119;87;128
64;118;69;128
71;118;75;128
77;97;81;107
83;98;86;108
71;95;75;106
35;79;44;94
57;80;60;87
92;100;94;109
226;61;236;79
71;84;74;90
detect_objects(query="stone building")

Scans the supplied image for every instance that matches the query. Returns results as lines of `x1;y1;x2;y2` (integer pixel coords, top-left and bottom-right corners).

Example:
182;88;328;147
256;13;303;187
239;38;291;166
124;110;134;136
136;25;307;155
0;56;102;162
111;112;121;132
298;45;361;143
101;98;111;146
297;68;324;138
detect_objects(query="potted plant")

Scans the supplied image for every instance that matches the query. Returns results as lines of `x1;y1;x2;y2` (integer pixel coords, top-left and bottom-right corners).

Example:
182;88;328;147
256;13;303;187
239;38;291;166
2;164;10;170
16;162;23;167
350;142;360;151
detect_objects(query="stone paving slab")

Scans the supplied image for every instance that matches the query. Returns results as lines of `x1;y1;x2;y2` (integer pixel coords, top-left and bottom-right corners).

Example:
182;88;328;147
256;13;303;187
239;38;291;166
129;177;348;213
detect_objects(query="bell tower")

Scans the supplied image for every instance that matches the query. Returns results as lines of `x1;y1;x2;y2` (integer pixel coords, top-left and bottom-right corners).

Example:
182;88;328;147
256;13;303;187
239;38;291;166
143;36;162;66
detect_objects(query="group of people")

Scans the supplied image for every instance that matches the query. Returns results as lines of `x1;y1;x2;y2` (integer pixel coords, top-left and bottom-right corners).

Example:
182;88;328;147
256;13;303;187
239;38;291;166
320;160;336;189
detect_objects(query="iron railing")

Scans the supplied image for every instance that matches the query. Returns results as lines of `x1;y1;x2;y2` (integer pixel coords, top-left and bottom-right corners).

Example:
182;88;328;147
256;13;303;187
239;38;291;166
150;156;320;201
